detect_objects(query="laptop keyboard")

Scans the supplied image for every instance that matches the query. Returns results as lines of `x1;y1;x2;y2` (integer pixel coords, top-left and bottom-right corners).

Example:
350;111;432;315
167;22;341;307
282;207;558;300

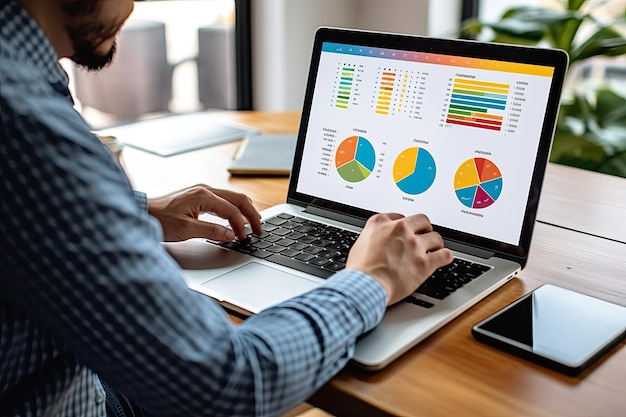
219;213;491;308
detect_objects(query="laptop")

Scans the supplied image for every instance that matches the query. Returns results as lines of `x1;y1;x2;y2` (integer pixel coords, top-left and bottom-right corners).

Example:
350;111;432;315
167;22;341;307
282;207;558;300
168;27;568;370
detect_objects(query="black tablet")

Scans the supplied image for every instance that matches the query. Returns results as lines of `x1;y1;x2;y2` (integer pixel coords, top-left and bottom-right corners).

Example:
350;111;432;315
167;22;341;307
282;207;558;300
472;284;626;376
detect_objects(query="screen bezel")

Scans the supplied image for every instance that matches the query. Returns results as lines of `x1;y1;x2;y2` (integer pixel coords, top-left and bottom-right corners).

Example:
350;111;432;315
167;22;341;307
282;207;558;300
287;27;569;267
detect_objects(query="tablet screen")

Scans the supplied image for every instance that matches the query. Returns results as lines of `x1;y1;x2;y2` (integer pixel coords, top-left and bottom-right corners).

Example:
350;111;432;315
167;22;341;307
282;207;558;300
474;284;626;368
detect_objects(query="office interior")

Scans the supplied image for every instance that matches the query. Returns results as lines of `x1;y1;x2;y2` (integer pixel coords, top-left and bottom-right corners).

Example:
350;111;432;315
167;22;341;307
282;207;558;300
56;1;625;416
64;0;626;130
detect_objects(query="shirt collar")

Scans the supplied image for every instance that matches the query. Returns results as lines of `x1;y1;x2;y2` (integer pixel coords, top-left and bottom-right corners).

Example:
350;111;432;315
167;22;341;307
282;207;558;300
0;0;70;94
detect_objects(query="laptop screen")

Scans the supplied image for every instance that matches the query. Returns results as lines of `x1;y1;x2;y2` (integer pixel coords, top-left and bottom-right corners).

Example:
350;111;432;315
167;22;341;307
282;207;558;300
290;28;567;262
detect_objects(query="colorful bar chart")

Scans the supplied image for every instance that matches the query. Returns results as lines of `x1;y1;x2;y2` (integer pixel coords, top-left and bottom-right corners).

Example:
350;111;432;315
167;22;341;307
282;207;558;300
446;78;509;131
335;67;355;109
376;71;396;115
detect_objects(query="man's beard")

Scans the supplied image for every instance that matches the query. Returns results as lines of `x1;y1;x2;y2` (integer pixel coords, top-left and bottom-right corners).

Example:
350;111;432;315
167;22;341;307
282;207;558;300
62;1;120;72
71;39;117;72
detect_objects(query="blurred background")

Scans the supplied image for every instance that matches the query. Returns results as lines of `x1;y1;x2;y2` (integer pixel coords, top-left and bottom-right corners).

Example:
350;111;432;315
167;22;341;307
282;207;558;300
63;0;626;177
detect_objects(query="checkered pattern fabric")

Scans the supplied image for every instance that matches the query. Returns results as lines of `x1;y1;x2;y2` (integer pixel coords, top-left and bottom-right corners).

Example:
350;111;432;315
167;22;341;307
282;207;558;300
0;2;387;416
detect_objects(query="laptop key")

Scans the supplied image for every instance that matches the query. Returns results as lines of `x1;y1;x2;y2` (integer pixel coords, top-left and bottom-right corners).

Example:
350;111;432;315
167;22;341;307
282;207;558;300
404;296;434;309
261;224;279;232
290;242;310;251
417;286;450;300
266;254;334;279
324;261;345;271
280;248;302;258
309;257;331;267
267;245;287;254
252;241;273;250
266;217;288;225
250;249;272;259
263;234;283;243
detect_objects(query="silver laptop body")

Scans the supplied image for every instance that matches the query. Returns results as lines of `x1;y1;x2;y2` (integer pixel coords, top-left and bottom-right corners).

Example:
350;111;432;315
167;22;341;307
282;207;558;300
170;27;568;370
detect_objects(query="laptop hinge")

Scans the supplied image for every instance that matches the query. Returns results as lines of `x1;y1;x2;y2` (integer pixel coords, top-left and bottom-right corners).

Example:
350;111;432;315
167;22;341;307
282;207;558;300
444;239;494;259
304;205;366;228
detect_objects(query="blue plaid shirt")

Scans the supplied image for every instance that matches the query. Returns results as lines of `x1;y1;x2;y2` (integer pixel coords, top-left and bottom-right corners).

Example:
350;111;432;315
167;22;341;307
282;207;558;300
0;2;387;416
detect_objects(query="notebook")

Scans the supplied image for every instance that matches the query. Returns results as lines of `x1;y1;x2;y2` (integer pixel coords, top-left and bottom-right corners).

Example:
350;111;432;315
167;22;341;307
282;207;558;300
168;27;568;370
227;134;297;176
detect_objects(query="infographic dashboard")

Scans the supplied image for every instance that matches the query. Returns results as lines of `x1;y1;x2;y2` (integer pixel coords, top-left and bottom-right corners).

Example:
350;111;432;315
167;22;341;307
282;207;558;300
296;42;555;245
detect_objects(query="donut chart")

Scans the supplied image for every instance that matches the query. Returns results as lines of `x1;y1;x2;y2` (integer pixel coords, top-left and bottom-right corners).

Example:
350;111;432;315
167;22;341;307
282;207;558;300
335;136;376;182
393;147;436;195
454;158;502;209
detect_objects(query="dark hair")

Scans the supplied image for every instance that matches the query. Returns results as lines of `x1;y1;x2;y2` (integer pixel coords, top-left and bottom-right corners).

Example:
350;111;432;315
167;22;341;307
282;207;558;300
60;0;100;17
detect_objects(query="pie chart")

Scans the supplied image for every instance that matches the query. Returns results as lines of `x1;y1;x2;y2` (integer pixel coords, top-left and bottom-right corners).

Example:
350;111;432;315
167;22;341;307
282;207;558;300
393;147;436;195
454;158;503;209
335;136;376;182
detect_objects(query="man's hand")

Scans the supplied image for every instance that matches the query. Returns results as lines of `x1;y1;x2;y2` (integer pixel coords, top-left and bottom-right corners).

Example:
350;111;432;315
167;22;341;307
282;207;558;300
147;184;262;242
346;213;454;305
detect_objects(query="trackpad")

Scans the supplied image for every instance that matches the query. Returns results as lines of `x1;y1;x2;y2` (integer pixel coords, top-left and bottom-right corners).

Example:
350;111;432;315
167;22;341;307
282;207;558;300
201;263;320;313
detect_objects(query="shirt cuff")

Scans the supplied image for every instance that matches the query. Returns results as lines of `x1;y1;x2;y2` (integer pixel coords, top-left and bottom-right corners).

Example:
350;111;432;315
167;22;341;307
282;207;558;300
133;190;148;212
321;269;387;332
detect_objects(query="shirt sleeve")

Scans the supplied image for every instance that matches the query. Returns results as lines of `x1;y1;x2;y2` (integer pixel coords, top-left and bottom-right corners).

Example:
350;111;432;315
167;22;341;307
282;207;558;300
133;190;148;211
0;76;387;417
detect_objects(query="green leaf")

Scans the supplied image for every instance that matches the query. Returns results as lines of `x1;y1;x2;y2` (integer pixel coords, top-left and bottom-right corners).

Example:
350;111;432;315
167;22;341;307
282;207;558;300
570;26;626;62
597;150;626;177
501;7;576;26
567;0;586;11
595;90;626;128
550;129;608;166
460;18;484;38
483;20;546;42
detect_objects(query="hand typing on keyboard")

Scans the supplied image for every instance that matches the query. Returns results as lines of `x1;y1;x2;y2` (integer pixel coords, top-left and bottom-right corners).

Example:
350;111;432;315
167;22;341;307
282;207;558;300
148;184;263;242
347;213;453;305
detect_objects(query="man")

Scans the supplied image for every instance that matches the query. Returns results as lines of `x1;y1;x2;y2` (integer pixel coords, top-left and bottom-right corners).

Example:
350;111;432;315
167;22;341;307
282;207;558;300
0;1;453;416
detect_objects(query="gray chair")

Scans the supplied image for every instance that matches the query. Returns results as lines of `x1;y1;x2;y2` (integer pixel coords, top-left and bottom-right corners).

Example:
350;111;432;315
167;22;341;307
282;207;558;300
196;24;237;110
73;20;179;122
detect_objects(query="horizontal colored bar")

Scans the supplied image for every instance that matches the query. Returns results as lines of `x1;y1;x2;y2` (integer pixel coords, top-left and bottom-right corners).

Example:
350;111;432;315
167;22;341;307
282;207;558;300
336;105;348;109
322;43;555;77
341;77;353;81
446;119;501;131
446;113;502;127
336;99;349;104
451;98;505;110
376;111;389;115
454;78;509;89
475;118;503;126
337;95;350;100
383;72;396;76
454;83;509;95
342;67;355;71
473;113;502;121
447;114;472;121
448;109;472;116
452;93;506;106
450;104;488;113
452;89;508;102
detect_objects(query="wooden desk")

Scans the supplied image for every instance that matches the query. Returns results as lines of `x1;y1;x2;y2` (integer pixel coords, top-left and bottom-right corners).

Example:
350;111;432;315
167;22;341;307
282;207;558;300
122;111;626;417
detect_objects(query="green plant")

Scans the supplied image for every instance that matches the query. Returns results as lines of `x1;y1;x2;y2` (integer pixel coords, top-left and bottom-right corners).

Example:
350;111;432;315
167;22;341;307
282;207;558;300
463;0;626;177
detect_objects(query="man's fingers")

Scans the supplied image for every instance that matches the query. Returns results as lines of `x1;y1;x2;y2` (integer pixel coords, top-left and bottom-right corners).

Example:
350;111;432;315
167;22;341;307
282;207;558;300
429;247;455;267
202;187;262;236
189;220;236;242
404;213;434;233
